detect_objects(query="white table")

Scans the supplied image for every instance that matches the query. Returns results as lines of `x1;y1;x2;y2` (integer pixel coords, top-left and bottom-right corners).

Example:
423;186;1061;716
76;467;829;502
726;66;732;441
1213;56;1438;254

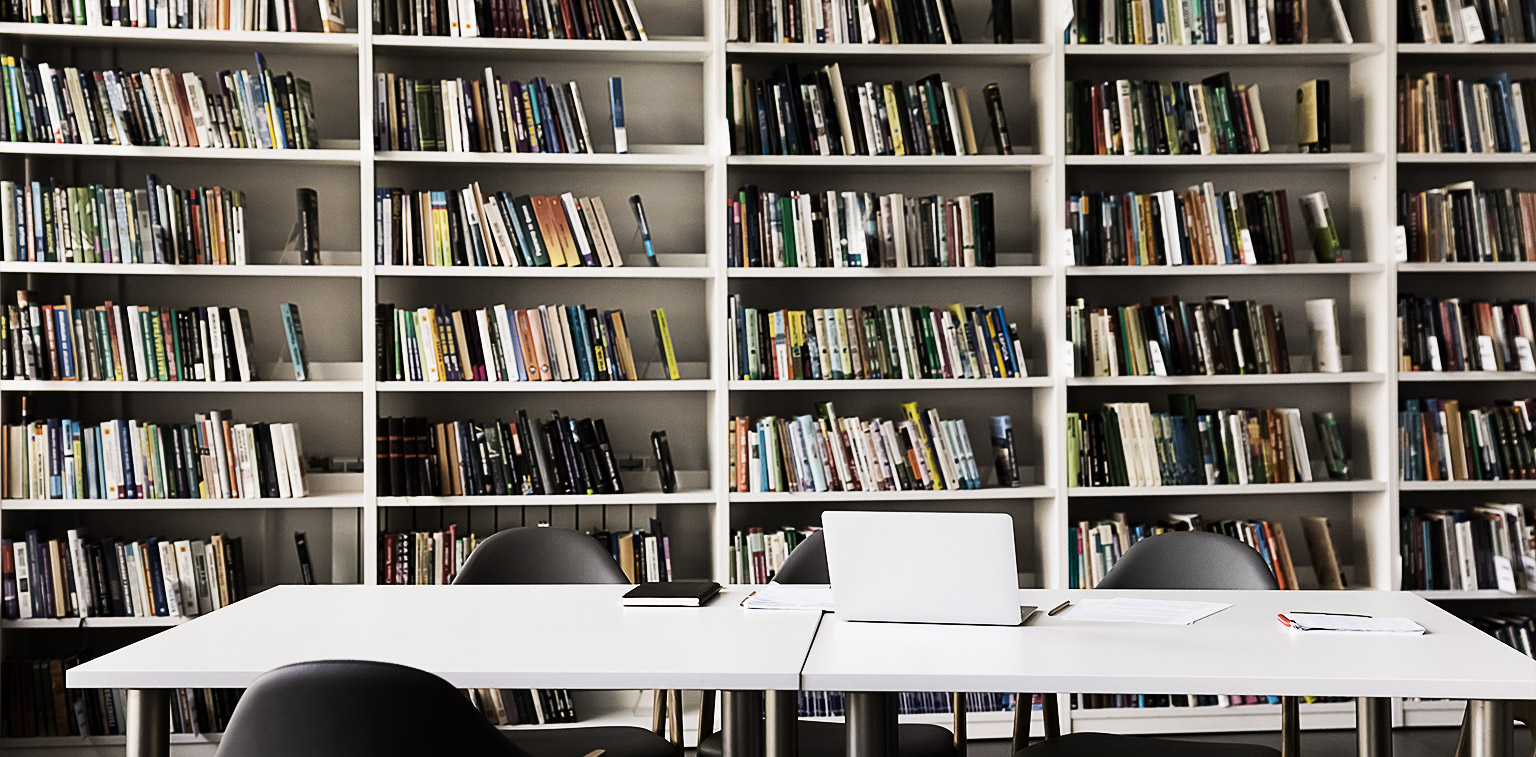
801;589;1536;757
67;584;824;757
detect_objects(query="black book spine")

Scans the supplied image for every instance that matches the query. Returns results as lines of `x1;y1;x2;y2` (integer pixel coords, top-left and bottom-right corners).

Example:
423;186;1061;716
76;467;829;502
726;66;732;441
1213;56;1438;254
651;430;677;493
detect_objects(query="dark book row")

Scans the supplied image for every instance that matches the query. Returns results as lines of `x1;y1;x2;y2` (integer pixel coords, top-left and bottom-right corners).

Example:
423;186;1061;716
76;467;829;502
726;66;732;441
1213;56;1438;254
728;64;1010;157
1398;72;1535;154
1402;0;1536;43
373;72;611;154
1074;692;1351;709
2;657;238;738
375;0;646;40
1468;613;1536;660
0;54;318;149
1071;514;1303;589
729;526;816;584
1399;182;1536;263
1069;0;1352;44
1397;295;1536;373
1067;295;1294;378
3;0;331;30
799;691;1016;718
1066;74;1314;156
1399;398;1535;482
727;187;995;268
731;0;986;44
1402;503;1535;592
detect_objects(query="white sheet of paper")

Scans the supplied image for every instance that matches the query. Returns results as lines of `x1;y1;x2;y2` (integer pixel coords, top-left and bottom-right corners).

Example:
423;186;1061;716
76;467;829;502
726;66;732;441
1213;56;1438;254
741;583;833;611
1284;613;1425;634
1067;597;1232;625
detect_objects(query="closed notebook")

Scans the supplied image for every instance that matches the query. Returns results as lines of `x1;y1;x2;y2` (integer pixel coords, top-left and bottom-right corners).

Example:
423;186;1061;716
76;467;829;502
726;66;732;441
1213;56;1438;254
621;581;721;607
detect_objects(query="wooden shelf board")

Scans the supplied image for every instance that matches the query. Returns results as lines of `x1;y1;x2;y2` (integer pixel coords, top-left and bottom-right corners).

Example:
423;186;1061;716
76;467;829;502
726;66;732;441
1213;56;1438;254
378;490;717;507
1396;261;1536;273
730;378;1050;390
1;378;368;393
0;141;361;162
378;379;714;392
374;35;710;61
728;265;1049;278
1399;480;1536;492
1;493;366;510
0;22;358;49
731;486;1055;503
375;265;714;279
1067;153;1382;167
726;41;1052;62
728;154;1049;170
1397;152;1536;164
1069;372;1381;386
1397;371;1536;383
1066;263;1382;276
1398;42;1536;56
375;148;710;169
0;261;364;277
1070;481;1385;497
1066;42;1380;61
3;616;188;629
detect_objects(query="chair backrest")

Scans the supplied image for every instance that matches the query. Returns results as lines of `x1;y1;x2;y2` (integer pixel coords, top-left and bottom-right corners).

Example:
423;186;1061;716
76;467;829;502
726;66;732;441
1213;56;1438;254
1096;531;1279;590
770;530;830;585
453;527;628;585
215;660;529;757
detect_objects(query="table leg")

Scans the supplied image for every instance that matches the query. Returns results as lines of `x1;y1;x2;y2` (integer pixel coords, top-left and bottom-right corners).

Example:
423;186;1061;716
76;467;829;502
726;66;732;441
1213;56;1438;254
1467;700;1513;757
1355;697;1392;757
765;690;798;757
846;691;896;757
1280;696;1301;757
722;690;766;757
127;689;169;757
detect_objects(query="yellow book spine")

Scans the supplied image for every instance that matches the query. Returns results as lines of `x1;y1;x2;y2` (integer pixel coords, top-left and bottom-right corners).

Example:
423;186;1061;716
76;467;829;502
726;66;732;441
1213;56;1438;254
901;401;945;490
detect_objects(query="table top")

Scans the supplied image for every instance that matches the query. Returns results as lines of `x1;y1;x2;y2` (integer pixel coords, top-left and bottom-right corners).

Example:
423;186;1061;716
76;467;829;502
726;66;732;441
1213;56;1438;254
67;584;824;691
800;589;1536;701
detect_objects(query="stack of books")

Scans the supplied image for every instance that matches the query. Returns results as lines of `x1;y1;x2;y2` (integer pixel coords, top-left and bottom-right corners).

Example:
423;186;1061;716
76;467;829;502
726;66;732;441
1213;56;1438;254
1;176;249;265
373;71;601;153
1398;182;1536;263
727;187;995;268
0;54;318;149
730;0;972;43
1068;395;1350;487
4;293;260;382
375;411;628;497
1069;0;1353;43
1401;503;1536;592
729;401;985;493
1397;72;1535;153
728;65;1009;156
729;526;817;584
375;0;647;39
2;410;308;500
1070;512;1311;589
1397;295;1536;373
729;299;1028;381
376;303;671;383
1398;398;1535;481
2;530;247;620
375;184;625;267
1066;74;1274;155
1068;296;1294;377
0;657;236;737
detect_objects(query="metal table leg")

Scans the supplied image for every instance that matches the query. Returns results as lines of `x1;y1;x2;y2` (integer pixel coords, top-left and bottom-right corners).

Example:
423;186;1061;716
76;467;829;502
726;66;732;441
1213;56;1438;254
846;691;896;757
1280;696;1301;757
1467;700;1513;757
722;690;766;757
1355;696;1392;757
127;689;169;757
766;690;799;757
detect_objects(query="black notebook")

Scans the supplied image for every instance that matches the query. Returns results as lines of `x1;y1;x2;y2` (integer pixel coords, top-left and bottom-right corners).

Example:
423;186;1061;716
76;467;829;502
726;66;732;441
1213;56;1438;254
621;581;722;607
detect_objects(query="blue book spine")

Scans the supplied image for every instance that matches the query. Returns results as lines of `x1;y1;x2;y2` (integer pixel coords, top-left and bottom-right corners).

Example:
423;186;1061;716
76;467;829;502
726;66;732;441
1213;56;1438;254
144;539;169;616
120;420;138;499
608;77;627;154
55;308;74;378
24;530;45;617
569;306;594;381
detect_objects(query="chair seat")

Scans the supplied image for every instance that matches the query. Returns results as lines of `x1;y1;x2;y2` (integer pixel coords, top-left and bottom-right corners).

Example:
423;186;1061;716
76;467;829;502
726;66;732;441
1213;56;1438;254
506;725;679;757
1016;732;1281;757
697;719;956;757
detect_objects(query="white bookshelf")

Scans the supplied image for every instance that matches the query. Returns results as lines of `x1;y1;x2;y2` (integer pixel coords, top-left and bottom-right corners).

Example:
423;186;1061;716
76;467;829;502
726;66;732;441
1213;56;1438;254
3;0;1534;749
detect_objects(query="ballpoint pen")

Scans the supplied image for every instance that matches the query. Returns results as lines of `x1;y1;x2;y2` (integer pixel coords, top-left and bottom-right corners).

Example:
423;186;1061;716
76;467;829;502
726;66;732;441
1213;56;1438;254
1048;601;1072;616
630;195;658;267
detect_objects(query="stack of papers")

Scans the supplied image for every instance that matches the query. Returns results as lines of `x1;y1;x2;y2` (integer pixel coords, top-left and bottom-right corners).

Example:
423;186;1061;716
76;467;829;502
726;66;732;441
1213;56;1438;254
740;583;833;611
1067;597;1233;625
1280;613;1426;634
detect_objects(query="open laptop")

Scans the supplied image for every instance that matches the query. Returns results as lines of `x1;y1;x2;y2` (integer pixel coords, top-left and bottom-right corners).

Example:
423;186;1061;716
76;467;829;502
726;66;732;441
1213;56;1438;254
821;511;1030;626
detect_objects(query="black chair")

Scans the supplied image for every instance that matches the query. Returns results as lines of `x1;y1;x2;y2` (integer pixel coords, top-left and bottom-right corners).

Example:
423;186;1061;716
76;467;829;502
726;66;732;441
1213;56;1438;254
452;526;682;757
1012;531;1285;757
215;660;531;757
697;530;960;757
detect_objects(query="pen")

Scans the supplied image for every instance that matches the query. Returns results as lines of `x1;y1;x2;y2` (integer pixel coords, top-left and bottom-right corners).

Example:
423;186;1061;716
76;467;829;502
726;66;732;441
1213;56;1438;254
629;195;658;267
1288;612;1370;618
1048;601;1071;616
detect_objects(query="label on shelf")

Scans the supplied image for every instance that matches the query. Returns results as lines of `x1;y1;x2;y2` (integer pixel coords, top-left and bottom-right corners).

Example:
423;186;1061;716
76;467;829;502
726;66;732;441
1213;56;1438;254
1493;556;1517;594
1515;337;1535;372
1393;226;1409;262
1460;7;1487;41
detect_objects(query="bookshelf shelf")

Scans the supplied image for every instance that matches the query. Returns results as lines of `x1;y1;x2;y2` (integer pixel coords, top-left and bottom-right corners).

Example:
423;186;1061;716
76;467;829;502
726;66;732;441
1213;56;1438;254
1396;372;1536;383
1070;701;1360;734
1396;153;1536;165
1396;261;1536;274
374;149;712;169
377;379;717;392
0;261;366;278
1064;42;1383;61
0;378;369;393
0;734;219;749
378;489;717;507
1413;589;1536;601
1065;263;1384;276
1398;480;1536;492
729;378;1051;390
0;22;360;49
1065;153;1383;167
375;265;715;279
725;41;1053;62
1396;42;1536;56
727;154;1050;170
1400;699;1470;728
0;494;366;510
373;34;711;61
1066;372;1383;386
0;142;363;163
728;264;1050;278
730;486;1056;503
1068;481;1387;497
2;617;189;629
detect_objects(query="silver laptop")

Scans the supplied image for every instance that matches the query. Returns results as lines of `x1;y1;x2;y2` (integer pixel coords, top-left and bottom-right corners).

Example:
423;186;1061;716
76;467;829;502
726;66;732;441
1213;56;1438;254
822;511;1027;626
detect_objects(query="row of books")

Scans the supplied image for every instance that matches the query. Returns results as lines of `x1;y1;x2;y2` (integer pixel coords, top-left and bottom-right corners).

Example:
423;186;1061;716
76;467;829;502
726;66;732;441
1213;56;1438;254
728;65;1009;157
1068;0;1353;44
1397;72;1535;154
375;303;675;382
1403;0;1536;44
1398;398;1535;481
2;658;237;738
1;177;248;265
1068;186;1340;266
373;72;610;154
1397;296;1536;373
798;692;1016;718
467;688;579;726
1398;182;1536;263
1067;295;1299;378
377;527;478;584
1070;513;1310;589
375;412;630;497
1402;503;1536;592
5;0;339;30
729;300;1029;382
1068;397;1351;488
729;526;815;584
728;402;994;493
374;184;633;268
0;54;318;149
2;410;309;500
375;0;647;39
730;0;975;44
597;521;674;583
1470;614;1536;660
2;530;247;619
1066;74;1290;156
1073;693;1350;709
727;188;996;269
3;295;261;383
